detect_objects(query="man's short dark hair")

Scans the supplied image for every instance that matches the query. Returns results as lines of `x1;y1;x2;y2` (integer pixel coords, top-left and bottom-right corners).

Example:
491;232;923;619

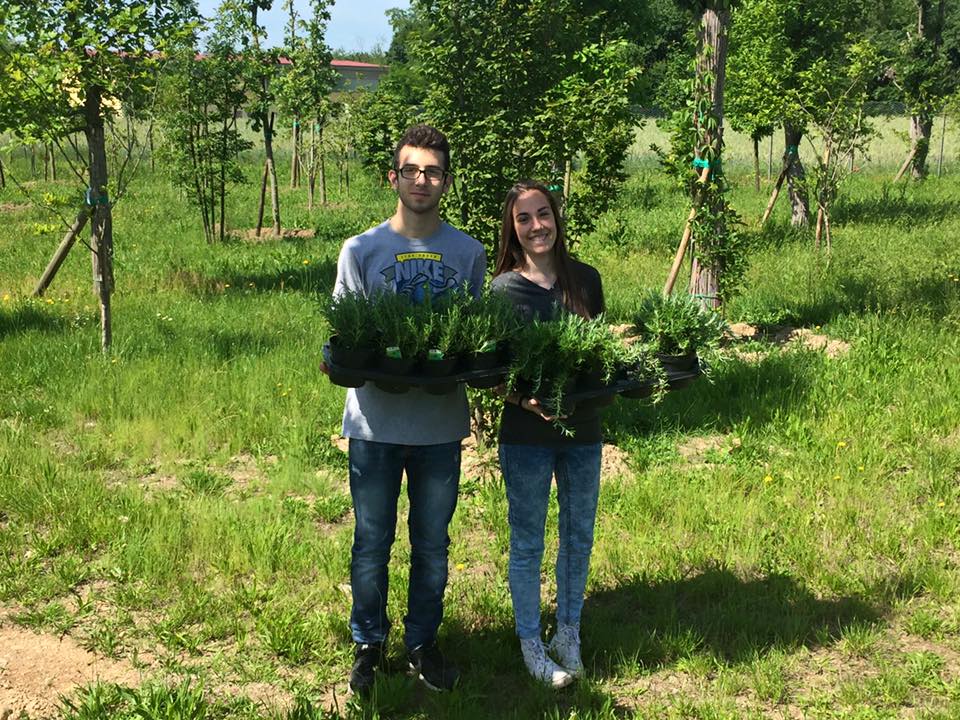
392;124;450;171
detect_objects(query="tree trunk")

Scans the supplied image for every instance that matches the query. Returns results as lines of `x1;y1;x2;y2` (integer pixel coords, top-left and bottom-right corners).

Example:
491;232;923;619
909;113;933;180
318;124;327;206
0;156;5;188
688;5;729;311
908;0;944;180
753;136;760;192
290;119;300;188
784;124;809;226
265;112;281;236
83;85;113;352
255;160;268;237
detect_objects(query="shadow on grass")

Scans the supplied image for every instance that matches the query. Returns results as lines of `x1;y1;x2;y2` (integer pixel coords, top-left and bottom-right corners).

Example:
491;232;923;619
605;351;813;441
583;567;880;675
831;193;960;227
223;258;338;296
167;259;338;298
0;304;68;338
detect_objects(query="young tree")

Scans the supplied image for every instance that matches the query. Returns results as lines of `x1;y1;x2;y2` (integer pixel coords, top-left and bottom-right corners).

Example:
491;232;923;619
797;41;881;252
410;0;640;251
0;0;191;350
156;20;251;243
892;1;958;180
275;0;337;209
219;0;281;237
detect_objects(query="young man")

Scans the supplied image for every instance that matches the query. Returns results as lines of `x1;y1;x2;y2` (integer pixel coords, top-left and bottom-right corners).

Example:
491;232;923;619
332;124;486;694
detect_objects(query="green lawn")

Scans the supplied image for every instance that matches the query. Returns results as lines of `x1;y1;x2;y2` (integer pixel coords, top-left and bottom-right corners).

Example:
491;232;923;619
1;140;959;719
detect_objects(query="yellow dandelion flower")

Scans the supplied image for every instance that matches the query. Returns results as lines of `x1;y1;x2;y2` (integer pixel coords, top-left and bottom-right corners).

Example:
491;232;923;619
815;325;821;330
224;283;231;288
763;475;773;484
836;441;847;449
303;259;310;265
858;465;865;472
111;358;118;364
833;475;841;481
455;563;465;571
46;298;54;304
938;501;946;508
2;294;10;302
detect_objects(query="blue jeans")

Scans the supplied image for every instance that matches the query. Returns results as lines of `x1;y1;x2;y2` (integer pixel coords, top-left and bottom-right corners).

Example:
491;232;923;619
348;438;461;651
499;443;602;640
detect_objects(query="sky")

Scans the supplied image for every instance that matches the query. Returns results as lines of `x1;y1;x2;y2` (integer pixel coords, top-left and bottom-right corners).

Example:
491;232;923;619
195;0;410;54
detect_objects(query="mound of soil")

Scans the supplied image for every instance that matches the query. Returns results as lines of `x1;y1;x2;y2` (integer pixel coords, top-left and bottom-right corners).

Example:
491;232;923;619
0;618;140;720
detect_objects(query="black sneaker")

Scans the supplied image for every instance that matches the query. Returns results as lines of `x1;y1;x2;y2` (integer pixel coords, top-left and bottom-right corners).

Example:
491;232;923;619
349;641;385;695
407;639;460;691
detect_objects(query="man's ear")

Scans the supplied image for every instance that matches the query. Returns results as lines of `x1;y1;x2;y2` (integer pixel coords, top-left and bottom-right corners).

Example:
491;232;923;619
441;173;453;194
388;168;399;190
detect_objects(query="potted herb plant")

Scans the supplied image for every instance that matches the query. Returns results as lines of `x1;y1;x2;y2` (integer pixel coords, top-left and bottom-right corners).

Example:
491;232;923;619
371;292;424;392
630;290;726;373
322;290;378;369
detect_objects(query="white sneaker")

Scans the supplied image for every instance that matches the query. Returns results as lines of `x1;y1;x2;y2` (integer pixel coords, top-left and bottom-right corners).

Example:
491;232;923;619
548;624;583;677
520;637;574;688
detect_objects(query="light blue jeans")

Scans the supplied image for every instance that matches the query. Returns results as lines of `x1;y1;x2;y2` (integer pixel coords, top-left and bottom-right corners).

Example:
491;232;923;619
499;442;602;640
348;438;461;651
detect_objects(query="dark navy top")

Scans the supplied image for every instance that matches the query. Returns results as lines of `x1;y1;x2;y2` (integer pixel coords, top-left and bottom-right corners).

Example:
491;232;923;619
491;260;605;446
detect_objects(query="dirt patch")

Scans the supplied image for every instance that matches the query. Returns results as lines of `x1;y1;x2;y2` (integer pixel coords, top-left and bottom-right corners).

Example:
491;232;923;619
727;323;851;360
0;203;30;214
461;434;499;483
231;228;316;242
676;434;741;466
0;616;141;719
601;443;632;478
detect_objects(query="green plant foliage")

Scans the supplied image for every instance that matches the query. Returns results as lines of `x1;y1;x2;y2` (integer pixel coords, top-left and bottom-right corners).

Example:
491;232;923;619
631;290;728;355
320;289;379;352
408;0;640;252
156;32;252;243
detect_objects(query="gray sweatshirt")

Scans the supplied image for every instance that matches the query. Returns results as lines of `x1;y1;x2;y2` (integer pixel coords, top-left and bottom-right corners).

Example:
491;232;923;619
333;220;487;445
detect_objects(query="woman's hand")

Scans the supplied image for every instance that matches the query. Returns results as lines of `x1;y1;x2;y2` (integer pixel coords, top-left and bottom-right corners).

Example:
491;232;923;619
520;396;563;422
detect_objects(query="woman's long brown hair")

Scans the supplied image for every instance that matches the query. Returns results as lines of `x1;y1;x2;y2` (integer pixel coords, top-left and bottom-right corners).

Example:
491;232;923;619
492;180;591;318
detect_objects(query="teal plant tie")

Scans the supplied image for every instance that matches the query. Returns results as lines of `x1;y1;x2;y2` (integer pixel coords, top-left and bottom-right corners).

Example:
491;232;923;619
547;184;562;192
85;188;109;206
786;144;798;155
692;158;710;169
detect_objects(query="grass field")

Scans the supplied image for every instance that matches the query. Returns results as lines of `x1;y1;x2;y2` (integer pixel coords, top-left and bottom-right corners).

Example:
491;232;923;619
1;129;960;719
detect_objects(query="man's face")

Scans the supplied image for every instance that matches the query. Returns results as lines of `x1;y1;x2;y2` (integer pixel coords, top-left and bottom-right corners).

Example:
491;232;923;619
388;146;451;215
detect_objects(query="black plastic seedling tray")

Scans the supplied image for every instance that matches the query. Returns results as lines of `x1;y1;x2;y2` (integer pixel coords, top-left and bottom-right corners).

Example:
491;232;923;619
322;344;509;393
323;344;702;400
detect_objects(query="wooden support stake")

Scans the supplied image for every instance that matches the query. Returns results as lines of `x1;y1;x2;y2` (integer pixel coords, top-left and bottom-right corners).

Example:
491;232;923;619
937;115;946;178
663;165;712;297
33;209;89;297
760;163;790;227
894;146;918;183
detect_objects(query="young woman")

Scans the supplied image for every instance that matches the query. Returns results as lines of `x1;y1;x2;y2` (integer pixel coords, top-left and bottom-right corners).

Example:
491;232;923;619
491;180;605;688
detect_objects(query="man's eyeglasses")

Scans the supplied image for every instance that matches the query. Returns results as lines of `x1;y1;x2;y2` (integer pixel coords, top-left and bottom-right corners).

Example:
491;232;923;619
396;164;448;182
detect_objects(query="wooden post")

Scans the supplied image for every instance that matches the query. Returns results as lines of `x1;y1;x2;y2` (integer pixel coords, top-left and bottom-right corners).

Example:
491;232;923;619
663;165;712;297
0;156;5;189
33;210;90;296
767;134;773;180
760;162;790;226
753;136;760;192
563;159;572;209
894;146;918;183
255;160;268;237
937;114;946;178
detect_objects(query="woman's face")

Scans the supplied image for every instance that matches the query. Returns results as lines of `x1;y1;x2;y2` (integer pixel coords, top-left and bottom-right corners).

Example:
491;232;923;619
511;189;557;261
